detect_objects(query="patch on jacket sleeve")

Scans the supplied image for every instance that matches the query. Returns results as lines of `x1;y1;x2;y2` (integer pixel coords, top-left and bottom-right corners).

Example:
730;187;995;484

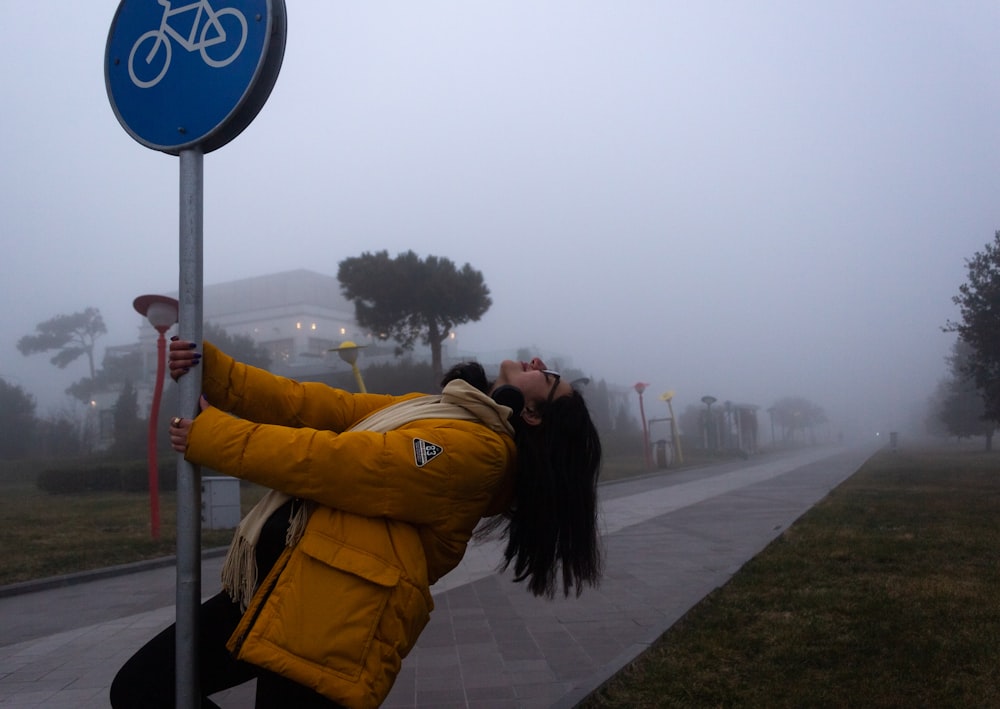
412;438;444;467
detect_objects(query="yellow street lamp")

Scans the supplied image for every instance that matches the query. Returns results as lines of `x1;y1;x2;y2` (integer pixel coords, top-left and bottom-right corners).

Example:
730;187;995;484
660;390;684;465
331;341;367;393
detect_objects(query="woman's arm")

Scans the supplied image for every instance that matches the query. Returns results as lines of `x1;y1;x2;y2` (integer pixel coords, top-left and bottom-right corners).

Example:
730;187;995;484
169;339;398;430
183;406;512;526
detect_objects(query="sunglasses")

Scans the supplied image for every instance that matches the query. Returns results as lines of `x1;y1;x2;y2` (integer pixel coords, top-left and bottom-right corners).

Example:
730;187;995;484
542;369;562;405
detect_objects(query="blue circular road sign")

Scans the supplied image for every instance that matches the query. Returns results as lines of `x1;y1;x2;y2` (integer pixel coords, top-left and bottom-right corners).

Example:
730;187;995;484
106;0;286;154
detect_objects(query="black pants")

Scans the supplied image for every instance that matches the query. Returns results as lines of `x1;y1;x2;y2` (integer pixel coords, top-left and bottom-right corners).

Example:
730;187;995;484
110;501;344;708
109;591;344;709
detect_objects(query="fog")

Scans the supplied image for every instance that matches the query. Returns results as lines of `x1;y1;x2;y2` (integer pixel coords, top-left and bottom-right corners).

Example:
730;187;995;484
3;2;998;439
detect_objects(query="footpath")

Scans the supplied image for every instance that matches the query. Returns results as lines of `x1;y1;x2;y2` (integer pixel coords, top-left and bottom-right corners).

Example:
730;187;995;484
0;444;877;708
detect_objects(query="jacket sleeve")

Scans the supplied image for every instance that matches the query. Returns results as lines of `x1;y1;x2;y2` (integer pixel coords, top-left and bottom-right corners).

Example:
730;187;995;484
199;341;400;431
185;405;513;527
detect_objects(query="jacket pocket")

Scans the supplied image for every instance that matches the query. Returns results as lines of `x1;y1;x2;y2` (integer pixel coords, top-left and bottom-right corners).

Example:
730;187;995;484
248;530;402;682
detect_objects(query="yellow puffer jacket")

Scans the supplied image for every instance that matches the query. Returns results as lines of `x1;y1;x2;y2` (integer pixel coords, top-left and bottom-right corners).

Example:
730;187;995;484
184;343;516;708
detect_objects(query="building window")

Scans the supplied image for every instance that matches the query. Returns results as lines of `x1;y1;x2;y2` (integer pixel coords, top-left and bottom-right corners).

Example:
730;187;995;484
308;338;335;356
261;338;295;363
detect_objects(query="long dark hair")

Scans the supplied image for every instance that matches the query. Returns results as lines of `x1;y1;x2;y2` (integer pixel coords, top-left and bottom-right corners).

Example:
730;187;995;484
443;363;603;598
502;390;603;597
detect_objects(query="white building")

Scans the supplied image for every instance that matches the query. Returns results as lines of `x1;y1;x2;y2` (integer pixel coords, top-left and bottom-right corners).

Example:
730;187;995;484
131;268;457;376
87;270;426;447
187;268;384;375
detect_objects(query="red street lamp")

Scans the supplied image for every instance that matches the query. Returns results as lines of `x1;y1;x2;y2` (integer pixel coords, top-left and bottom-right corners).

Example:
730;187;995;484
634;382;652;469
133;294;178;540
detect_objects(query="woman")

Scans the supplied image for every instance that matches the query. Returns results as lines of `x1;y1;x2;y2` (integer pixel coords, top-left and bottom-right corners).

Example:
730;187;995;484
111;337;602;709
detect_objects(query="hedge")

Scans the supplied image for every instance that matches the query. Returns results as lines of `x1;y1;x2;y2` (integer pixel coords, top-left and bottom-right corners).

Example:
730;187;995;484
37;461;178;494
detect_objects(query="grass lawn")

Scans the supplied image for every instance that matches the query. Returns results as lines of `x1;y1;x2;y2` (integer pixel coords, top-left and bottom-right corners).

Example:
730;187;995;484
0;460;267;586
581;446;1000;708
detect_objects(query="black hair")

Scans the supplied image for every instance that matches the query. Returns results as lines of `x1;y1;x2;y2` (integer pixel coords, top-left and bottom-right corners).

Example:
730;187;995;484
500;390;603;597
443;362;604;598
440;362;490;394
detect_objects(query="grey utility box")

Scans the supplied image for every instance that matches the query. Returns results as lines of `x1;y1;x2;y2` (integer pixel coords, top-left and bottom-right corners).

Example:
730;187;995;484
201;476;241;529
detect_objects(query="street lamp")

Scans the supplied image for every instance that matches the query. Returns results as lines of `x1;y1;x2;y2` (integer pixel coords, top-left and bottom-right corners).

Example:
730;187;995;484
331;341;367;393
660;390;684;465
634;382;652;469
133;294;179;539
701;395;717;451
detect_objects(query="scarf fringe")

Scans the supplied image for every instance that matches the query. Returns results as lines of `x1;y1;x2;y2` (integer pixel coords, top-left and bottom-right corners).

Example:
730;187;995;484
286;500;313;548
221;534;258;612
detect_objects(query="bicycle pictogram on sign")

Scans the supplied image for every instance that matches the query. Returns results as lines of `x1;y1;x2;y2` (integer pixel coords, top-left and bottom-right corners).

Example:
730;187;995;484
128;0;248;88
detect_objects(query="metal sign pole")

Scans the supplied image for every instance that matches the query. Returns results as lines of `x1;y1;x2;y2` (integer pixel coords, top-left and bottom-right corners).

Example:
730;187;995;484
176;147;204;709
106;6;285;702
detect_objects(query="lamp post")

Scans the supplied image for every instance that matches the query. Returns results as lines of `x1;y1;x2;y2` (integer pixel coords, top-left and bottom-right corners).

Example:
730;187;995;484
660;390;684;465
133;294;179;540
701;395;717;451
332;341;367;393
634;382;652;469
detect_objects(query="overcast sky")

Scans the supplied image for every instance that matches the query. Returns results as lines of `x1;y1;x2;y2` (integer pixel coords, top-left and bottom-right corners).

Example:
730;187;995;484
3;2;998;438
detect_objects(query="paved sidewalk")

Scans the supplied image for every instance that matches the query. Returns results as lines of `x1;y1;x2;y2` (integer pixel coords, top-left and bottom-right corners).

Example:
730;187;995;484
0;444;877;708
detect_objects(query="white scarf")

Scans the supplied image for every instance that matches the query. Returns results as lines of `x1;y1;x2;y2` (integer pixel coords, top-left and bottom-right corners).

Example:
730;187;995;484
221;379;514;610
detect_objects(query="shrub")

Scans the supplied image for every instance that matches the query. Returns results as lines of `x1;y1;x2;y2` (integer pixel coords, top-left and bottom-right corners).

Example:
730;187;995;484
120;460;177;492
38;465;120;494
37;460;178;494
